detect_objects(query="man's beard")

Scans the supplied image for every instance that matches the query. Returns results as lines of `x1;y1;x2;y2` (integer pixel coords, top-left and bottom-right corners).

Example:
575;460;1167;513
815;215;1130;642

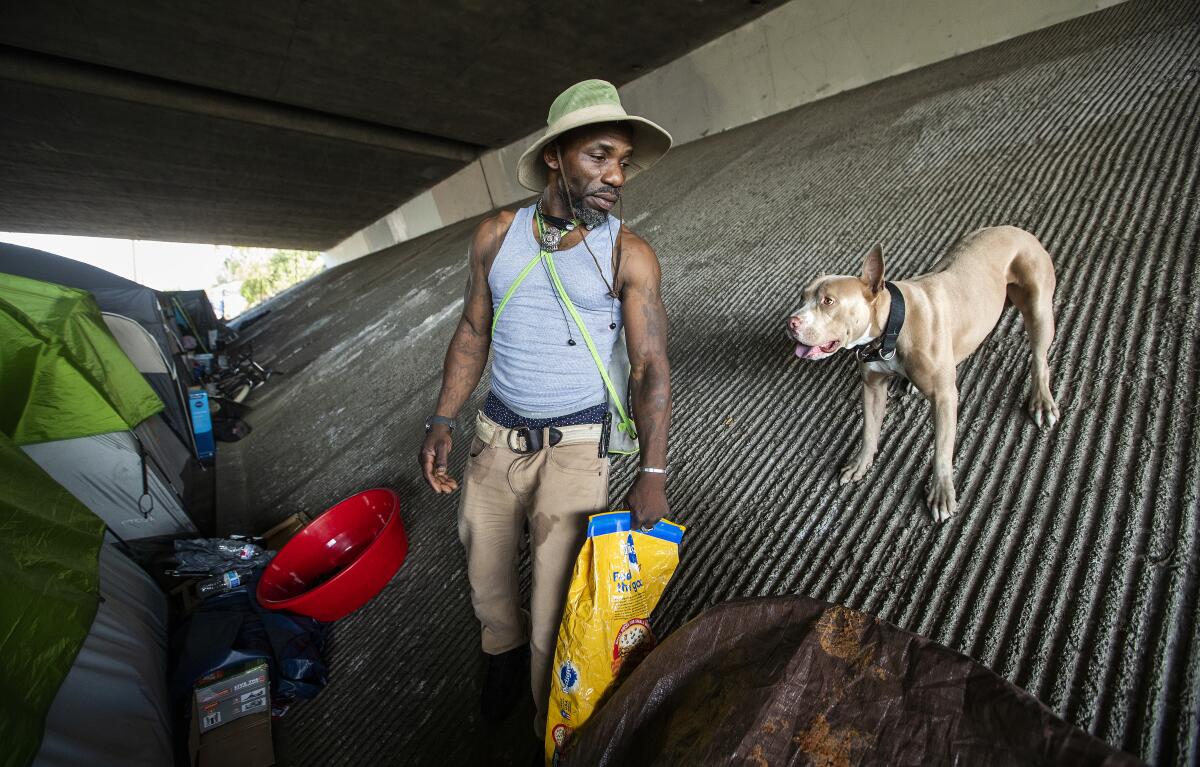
560;178;618;229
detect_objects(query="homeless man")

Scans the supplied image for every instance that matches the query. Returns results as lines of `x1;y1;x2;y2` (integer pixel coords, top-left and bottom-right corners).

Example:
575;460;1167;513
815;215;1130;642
417;79;674;742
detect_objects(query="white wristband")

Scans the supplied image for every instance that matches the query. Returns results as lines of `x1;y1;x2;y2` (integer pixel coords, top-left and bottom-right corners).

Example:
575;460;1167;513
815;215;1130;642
639;467;666;475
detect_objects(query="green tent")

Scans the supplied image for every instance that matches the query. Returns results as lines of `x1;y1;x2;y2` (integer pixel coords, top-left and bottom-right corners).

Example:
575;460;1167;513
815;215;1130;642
0;272;162;445
0;273;163;767
0;436;106;767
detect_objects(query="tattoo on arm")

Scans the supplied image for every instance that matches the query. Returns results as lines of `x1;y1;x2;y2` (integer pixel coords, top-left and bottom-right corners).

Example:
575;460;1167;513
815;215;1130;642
624;252;671;469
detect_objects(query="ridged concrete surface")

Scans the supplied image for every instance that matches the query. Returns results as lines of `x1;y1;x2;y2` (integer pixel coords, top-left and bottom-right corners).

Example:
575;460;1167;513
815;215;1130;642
220;1;1200;763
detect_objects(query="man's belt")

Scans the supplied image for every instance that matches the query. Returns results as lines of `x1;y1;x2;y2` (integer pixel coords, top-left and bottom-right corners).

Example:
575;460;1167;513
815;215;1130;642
475;412;602;454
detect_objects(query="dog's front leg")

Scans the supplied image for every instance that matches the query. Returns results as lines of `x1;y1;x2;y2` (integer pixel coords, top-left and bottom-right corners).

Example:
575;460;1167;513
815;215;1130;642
840;371;890;484
926;379;959;522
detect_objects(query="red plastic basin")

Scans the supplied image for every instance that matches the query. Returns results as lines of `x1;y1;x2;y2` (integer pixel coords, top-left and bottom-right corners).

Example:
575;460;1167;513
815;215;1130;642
257;488;407;622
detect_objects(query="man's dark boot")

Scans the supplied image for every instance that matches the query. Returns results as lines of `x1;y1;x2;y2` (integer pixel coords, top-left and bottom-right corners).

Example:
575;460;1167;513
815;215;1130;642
480;644;528;722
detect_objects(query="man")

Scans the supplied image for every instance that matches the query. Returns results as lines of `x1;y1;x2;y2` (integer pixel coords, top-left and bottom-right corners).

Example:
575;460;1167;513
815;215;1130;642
417;79;673;745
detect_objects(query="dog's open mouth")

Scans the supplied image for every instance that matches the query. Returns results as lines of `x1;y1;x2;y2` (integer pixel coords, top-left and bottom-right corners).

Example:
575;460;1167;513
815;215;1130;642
794;339;841;359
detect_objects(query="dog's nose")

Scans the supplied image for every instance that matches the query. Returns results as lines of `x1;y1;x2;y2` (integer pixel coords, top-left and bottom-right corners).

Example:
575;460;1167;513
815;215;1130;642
788;315;804;332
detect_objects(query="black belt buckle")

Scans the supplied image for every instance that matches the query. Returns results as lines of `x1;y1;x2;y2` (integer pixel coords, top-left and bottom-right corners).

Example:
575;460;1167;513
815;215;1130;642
511;426;563;454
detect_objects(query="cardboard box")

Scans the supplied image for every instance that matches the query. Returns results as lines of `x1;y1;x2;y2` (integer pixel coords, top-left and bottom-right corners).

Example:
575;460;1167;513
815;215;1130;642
190;660;275;767
195;660;270;733
191;709;275;767
169;577;203;616
260;512;310;553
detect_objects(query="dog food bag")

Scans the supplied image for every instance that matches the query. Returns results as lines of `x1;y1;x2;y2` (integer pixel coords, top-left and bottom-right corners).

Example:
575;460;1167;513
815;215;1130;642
545;510;685;766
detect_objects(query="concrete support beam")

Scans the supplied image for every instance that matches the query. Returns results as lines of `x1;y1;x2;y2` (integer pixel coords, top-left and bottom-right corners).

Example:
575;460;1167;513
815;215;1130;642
0;45;479;163
619;0;1127;147
325;0;1127;267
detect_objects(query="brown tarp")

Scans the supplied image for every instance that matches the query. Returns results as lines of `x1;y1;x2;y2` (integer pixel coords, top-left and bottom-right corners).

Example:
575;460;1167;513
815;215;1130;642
564;596;1142;767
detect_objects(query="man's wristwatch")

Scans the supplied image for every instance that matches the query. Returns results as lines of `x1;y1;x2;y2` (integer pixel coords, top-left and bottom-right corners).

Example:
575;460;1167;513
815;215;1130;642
425;415;456;433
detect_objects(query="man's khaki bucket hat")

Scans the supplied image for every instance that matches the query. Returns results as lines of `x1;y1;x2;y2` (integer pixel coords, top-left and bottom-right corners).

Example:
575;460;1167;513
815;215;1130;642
517;79;673;192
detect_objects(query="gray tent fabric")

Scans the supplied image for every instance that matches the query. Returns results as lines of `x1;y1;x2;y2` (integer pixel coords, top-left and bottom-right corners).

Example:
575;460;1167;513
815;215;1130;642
103;312;198;460
134;415;193;510
22;431;196;541
0;243;163;329
0;243;195;451
100;312;215;535
103;312;172;373
32;533;172;767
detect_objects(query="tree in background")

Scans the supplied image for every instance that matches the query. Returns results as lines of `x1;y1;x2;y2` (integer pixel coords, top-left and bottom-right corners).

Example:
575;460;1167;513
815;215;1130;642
220;248;323;308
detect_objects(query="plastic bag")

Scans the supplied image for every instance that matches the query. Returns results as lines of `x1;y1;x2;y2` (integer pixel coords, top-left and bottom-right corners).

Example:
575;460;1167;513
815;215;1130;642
171;536;271;575
545;510;685;765
604;329;638;455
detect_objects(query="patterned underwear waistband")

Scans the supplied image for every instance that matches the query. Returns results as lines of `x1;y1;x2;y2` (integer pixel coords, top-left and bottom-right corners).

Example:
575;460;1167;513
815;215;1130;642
483;390;606;429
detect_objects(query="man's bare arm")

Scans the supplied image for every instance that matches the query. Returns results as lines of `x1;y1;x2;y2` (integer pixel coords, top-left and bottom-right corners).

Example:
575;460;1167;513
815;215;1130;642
618;229;672;526
419;211;512;493
433;215;507;417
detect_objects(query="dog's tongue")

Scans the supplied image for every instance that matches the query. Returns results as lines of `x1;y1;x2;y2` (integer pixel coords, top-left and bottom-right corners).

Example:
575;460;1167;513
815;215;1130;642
794;342;818;359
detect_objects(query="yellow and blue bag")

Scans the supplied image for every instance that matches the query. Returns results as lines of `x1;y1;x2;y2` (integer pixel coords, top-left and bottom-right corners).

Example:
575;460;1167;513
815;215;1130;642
545;511;685;765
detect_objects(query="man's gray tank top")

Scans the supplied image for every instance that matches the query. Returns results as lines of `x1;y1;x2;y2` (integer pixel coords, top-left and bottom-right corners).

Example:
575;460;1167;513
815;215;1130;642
489;204;622;418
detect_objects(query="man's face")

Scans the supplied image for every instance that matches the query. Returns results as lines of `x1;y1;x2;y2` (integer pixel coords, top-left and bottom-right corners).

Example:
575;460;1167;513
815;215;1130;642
547;123;634;227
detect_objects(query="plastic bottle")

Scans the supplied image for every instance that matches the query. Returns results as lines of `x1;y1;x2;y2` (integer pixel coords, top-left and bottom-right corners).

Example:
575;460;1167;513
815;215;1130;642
195;569;252;598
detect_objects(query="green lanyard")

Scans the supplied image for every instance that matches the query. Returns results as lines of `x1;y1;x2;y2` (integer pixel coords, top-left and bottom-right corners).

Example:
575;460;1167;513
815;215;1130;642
490;211;637;441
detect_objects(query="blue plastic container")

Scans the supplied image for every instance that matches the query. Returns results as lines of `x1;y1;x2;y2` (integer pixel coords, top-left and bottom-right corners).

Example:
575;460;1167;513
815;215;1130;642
189;389;215;460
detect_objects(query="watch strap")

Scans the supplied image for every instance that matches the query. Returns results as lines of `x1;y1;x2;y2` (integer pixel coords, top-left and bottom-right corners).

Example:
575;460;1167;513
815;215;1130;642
426;415;456;432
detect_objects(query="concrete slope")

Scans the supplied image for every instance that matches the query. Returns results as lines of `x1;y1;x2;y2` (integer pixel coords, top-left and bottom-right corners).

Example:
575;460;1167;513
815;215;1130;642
220;1;1200;763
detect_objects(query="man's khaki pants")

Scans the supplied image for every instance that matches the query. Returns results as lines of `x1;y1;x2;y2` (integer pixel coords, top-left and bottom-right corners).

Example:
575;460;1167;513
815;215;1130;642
457;413;609;738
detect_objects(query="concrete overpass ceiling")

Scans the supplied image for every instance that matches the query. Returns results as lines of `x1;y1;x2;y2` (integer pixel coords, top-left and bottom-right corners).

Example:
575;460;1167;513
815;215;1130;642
1;1;786;147
0;77;464;249
0;1;786;249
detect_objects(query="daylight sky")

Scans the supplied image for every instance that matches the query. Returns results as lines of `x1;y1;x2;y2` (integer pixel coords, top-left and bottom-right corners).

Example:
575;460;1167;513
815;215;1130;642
0;231;255;292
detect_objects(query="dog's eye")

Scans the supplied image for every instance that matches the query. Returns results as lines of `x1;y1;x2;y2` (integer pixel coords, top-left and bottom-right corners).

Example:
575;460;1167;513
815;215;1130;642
821;295;835;306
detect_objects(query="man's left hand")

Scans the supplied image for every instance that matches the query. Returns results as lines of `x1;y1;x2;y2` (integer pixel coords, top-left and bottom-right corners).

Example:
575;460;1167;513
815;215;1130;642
625;473;668;530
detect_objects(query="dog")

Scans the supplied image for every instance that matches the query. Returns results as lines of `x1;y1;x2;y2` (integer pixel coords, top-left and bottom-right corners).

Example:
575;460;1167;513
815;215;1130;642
786;226;1059;521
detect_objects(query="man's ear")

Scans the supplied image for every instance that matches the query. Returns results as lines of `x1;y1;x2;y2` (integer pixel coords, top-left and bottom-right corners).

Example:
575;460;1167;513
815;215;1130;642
860;243;885;294
543;143;560;171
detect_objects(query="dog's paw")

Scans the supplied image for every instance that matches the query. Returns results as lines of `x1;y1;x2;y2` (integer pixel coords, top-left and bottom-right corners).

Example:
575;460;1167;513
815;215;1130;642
927;474;957;523
1027;390;1060;429
839;458;873;485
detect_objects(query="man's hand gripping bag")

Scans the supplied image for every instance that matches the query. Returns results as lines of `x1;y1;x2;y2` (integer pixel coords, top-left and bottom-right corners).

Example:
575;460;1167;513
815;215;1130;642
545;511;685;765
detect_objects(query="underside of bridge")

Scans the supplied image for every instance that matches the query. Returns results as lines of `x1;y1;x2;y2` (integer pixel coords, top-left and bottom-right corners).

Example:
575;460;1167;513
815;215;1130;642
0;1;784;249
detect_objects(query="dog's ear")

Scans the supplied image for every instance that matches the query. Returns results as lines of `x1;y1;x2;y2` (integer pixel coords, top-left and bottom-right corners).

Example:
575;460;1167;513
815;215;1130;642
860;243;885;294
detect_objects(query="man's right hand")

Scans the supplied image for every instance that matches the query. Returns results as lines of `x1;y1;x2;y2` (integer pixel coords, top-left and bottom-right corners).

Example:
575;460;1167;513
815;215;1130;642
419;425;458;493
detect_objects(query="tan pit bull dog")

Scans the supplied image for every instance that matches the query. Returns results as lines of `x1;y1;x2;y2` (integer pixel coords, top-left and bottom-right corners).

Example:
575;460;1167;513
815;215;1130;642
786;226;1059;522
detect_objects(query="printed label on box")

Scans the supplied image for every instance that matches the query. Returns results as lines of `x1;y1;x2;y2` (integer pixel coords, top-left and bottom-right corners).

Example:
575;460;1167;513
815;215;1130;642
195;661;271;733
240;688;266;704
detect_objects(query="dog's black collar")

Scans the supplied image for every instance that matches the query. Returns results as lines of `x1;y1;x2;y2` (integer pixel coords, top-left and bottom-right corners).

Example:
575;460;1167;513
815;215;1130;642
857;282;905;363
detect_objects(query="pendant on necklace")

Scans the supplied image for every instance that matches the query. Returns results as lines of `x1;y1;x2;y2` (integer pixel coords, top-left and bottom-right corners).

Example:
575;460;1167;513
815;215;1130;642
540;227;563;250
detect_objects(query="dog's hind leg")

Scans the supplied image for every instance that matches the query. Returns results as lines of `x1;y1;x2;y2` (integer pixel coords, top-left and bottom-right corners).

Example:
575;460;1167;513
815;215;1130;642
1007;267;1059;429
